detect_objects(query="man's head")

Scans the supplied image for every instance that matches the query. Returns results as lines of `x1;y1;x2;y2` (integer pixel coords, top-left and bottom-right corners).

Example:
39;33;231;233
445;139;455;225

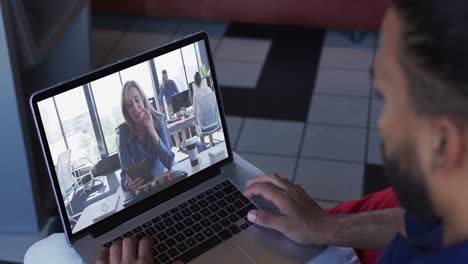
194;72;202;88
162;69;168;85
375;0;468;225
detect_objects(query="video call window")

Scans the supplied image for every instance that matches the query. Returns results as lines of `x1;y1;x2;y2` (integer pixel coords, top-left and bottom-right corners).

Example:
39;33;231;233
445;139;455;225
37;40;228;233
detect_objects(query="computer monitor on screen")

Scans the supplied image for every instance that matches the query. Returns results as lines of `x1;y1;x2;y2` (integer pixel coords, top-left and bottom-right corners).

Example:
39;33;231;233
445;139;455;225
171;90;192;113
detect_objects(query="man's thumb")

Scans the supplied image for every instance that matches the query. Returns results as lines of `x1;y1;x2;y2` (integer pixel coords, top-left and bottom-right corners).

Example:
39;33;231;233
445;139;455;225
247;209;284;231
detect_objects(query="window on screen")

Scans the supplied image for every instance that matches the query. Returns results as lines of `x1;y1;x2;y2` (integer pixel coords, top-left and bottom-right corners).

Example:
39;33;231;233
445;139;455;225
90;73;125;154
38;98;67;165
54;87;100;163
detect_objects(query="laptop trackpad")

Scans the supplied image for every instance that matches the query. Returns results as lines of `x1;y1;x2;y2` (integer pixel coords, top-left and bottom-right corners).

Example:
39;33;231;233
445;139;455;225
192;245;254;264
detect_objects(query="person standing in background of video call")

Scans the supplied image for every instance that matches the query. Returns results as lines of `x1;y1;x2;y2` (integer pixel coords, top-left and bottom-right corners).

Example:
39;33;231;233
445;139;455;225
158;69;180;115
118;80;175;192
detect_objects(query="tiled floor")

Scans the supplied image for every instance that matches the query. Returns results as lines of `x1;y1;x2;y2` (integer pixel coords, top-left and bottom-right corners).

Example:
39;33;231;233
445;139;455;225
91;16;384;207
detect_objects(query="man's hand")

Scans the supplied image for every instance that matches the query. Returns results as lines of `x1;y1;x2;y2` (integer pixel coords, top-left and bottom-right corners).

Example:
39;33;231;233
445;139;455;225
243;174;336;245
96;237;153;264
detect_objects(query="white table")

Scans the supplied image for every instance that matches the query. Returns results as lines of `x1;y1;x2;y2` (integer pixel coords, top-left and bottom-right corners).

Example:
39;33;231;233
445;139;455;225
72;142;228;233
166;115;196;137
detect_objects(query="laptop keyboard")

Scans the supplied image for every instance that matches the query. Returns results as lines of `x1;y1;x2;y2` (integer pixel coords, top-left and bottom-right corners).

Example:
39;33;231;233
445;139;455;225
103;180;257;264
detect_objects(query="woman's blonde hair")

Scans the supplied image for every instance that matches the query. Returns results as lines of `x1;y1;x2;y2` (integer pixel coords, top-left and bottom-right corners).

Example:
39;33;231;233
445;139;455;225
121;80;159;140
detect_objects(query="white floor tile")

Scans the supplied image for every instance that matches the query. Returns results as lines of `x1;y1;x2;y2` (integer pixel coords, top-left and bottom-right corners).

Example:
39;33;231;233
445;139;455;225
308;95;369;127
225;116;243;148
209;37;221;55
215;60;263;89
216;37;272;64
238;152;297;180
301;125;367;162
237;118;304;156
319;47;373;70
295;158;364;201
315;69;371;97
367;129;383;165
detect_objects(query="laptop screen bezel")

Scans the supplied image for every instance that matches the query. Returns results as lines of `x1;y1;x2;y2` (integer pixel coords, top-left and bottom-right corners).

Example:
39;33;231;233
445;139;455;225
30;32;234;243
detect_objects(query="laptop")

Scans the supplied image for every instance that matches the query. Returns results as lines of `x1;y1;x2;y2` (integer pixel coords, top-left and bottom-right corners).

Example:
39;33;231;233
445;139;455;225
30;32;322;263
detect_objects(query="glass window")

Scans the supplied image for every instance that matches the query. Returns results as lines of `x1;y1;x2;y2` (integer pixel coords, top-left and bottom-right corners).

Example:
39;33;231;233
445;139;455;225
54;87;100;163
90;73;125;154
181;44;200;86
120;62;156;99
38;98;67;165
154;49;188;93
195;41;211;77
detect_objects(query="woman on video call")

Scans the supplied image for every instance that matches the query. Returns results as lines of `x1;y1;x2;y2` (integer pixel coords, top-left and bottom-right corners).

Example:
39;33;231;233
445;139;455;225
118;80;175;192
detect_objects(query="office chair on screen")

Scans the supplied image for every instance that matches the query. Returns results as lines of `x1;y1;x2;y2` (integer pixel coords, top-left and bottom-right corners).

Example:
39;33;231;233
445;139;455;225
56;150;81;223
71;135;105;193
194;92;222;148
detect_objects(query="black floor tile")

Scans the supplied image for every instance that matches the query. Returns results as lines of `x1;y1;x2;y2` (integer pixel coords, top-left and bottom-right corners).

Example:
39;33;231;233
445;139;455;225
221;23;325;122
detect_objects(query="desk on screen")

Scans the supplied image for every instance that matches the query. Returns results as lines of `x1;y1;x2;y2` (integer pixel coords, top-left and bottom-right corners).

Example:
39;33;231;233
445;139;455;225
72;142;228;233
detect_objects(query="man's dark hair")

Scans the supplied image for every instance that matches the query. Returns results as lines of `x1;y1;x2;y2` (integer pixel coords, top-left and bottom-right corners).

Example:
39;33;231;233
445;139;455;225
392;0;468;120
162;69;167;75
194;72;202;87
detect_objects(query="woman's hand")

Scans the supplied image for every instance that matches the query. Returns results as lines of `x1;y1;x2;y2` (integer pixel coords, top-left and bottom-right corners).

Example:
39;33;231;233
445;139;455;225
127;176;144;192
140;110;160;144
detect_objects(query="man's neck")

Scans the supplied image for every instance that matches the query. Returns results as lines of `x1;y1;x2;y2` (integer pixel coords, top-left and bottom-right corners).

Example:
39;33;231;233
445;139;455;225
443;202;468;247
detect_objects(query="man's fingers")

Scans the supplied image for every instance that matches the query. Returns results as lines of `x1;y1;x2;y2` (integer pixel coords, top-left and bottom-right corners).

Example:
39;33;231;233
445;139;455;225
96;248;109;264
122;237;137;263
138;237;154;263
110;240;122;264
247;209;286;232
243;182;289;211
246;174;291;191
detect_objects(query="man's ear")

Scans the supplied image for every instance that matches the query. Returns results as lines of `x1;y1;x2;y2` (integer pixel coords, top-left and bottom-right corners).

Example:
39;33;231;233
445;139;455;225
431;117;466;177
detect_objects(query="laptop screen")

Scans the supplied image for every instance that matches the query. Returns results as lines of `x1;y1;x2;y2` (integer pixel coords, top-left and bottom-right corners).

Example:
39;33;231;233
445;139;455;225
35;38;230;234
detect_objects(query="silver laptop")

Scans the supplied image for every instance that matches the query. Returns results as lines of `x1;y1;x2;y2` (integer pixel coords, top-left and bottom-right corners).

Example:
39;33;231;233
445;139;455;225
30;32;322;263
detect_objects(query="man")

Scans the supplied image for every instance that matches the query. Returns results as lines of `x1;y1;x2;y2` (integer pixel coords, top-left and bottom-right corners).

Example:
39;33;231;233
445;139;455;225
158;70;179;115
98;0;468;262
193;72;218;148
